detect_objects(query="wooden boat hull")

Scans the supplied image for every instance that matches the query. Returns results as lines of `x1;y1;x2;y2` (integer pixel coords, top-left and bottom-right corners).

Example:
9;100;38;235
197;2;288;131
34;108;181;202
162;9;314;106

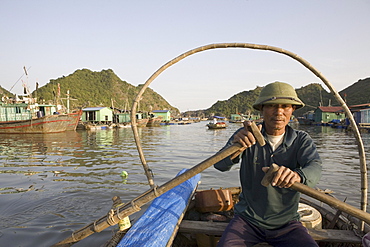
137;118;149;127
65;110;82;131
171;187;363;246
146;117;162;127
0;111;82;134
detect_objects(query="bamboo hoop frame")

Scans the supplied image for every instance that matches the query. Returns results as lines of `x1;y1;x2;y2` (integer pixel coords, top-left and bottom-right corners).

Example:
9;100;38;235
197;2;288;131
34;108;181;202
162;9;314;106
130;43;368;228
52;43;368;246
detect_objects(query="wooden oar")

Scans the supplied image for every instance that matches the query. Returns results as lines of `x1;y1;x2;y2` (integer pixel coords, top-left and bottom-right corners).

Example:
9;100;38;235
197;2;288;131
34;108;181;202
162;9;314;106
51;143;243;247
262;163;370;225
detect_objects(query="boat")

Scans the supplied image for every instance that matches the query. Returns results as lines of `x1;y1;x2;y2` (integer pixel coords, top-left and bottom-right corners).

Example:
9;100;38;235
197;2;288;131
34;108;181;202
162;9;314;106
137;118;149;127
207;121;227;129
171;187;364;246
102;186;364;246
51;43;370;247
114;169;201;247
115;123;131;128
83;123;114;130
0;99;82;134
122;43;369;246
65;110;83;131
146;115;162;127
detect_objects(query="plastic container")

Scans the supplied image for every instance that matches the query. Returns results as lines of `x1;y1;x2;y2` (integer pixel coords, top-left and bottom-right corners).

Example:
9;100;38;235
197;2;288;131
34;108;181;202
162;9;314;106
195;189;233;213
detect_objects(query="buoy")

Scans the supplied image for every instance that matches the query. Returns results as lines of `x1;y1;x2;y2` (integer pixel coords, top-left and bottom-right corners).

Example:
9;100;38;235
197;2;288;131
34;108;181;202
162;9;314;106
120;170;128;179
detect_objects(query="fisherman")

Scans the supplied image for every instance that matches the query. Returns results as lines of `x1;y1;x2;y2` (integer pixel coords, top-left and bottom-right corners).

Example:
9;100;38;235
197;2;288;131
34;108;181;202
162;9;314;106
214;81;322;247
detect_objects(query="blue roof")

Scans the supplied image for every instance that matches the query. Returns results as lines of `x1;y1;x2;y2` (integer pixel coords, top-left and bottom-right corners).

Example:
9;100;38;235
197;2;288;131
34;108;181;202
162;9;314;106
153;110;169;113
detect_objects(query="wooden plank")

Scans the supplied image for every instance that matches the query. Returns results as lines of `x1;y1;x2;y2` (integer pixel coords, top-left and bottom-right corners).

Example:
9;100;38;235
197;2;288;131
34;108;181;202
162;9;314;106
308;228;361;243
180;220;226;235
179;220;362;243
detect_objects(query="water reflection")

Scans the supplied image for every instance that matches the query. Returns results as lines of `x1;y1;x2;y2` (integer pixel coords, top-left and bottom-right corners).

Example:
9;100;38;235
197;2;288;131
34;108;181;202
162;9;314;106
0;123;369;246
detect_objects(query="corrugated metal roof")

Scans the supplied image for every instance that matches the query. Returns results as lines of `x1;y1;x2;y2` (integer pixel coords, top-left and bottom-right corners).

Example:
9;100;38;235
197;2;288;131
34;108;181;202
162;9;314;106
82;107;107;111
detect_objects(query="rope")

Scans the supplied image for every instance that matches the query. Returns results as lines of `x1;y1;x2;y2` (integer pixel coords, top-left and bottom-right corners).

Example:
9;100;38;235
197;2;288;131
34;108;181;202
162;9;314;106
130;201;141;212
107;209;116;226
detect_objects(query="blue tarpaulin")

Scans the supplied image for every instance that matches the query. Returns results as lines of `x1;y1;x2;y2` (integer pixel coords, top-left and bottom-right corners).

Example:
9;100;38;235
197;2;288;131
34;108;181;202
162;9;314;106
117;169;201;247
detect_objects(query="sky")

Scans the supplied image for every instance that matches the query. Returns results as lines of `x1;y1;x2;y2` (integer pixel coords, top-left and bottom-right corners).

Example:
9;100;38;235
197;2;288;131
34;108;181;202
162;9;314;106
1;0;369;112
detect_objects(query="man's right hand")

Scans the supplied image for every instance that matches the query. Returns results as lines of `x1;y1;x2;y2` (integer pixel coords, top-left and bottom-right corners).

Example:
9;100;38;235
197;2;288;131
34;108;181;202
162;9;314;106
230;121;262;159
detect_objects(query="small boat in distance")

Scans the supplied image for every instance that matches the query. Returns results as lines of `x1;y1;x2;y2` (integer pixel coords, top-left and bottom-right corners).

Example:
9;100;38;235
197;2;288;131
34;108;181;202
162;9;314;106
207;116;227;129
207;121;227;129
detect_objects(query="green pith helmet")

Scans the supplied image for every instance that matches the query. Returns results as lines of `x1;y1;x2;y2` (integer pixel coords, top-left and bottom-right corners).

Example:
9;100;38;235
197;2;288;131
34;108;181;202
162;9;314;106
253;81;305;110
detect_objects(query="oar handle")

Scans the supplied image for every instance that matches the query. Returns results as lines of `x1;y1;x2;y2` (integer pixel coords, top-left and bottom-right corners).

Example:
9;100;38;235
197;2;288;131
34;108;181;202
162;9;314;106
291;182;370;225
262;164;370;225
230;121;265;160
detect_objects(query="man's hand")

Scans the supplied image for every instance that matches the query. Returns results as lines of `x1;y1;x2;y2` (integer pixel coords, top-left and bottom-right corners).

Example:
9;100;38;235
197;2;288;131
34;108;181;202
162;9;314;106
230;121;263;160
230;121;262;159
233;121;261;147
262;166;301;188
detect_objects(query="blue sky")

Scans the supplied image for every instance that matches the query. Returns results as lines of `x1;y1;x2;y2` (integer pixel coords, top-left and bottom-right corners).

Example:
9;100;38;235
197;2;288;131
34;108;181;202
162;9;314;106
1;0;369;112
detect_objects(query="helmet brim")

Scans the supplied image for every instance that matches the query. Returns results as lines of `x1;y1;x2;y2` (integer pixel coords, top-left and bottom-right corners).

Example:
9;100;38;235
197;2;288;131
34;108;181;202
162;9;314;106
253;97;305;111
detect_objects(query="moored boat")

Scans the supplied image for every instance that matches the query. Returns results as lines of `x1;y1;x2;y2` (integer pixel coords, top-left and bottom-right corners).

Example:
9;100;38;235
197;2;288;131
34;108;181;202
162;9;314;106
146;116;162;127
0;100;82;134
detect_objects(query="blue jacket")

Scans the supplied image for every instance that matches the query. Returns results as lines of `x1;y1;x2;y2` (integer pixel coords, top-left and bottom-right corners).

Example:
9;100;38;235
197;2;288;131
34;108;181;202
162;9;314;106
214;124;322;229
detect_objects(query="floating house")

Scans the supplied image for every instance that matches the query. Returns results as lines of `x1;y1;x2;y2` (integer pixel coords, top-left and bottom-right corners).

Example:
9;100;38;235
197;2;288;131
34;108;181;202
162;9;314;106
82;107;113;124
152;110;171;121
115;112;131;123
114;112;149;127
314;106;345;123
346;103;370;124
229;114;244;123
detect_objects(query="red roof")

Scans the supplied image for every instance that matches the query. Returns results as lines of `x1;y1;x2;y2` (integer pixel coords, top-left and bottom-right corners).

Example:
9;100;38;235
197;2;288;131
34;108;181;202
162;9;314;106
317;106;343;112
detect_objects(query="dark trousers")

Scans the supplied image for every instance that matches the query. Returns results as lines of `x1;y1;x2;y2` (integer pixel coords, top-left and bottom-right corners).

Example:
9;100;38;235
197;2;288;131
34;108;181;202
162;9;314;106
217;214;318;247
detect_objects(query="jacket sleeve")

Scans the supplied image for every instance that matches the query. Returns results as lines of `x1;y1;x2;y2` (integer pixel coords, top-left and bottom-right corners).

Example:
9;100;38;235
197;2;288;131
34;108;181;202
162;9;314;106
213;128;243;172
294;132;322;188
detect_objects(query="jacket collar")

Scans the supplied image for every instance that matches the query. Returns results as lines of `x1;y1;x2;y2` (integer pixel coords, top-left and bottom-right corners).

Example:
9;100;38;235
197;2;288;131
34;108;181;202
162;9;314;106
261;123;297;148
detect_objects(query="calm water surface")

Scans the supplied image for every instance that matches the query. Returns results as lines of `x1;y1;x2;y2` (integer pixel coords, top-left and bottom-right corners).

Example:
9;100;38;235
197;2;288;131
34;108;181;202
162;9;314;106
1;122;370;247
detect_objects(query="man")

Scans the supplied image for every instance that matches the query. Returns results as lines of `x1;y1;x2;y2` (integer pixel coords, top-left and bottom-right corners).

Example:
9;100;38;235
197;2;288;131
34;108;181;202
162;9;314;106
214;81;322;247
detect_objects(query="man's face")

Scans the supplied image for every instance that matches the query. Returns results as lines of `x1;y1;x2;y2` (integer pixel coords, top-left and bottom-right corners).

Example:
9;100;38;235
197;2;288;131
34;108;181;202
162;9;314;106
261;104;295;135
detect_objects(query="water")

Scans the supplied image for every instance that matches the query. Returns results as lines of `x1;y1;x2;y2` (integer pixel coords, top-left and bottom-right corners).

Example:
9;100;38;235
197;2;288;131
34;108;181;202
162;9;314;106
0;122;369;247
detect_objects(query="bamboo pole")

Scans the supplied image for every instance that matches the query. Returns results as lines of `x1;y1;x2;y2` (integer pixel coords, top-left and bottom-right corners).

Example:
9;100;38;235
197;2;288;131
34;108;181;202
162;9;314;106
51;144;242;247
130;43;367;229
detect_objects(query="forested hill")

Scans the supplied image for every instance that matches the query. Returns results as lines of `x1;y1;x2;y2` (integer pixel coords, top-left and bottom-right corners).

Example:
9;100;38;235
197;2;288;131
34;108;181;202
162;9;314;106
340;78;370;105
33;69;179;115
0;85;14;99
187;78;370;117
1;69;369;118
